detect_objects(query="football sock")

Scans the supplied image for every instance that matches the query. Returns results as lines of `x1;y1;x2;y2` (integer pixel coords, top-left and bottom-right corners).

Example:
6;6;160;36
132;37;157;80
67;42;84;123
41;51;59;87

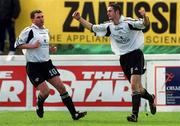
37;94;45;106
141;88;153;102
60;92;76;116
132;91;141;117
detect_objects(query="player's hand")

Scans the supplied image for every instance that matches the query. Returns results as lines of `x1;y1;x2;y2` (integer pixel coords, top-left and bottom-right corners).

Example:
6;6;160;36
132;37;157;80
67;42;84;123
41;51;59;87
32;40;41;48
138;9;146;17
139;9;150;26
49;46;57;53
72;11;81;20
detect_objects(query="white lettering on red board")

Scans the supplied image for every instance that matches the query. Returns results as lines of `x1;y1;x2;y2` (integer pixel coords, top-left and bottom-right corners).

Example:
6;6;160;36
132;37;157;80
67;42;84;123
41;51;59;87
0;67;26;106
0;71;13;79
37;66;131;106
0;80;24;102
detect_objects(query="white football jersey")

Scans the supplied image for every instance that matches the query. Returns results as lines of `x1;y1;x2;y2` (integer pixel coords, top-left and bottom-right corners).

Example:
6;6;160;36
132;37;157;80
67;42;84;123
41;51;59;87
92;15;145;55
15;24;50;62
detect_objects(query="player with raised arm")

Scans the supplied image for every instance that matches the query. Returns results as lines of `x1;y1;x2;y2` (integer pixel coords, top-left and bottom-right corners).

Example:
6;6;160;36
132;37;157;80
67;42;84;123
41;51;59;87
72;3;156;122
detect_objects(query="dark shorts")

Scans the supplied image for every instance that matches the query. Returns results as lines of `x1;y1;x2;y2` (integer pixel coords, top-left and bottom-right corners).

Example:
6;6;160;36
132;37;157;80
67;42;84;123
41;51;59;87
26;59;60;87
119;49;146;82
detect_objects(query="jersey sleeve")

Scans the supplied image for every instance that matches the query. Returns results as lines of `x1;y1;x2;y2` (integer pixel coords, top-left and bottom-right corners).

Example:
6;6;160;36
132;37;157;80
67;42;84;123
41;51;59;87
92;22;111;36
14;27;32;48
125;18;146;30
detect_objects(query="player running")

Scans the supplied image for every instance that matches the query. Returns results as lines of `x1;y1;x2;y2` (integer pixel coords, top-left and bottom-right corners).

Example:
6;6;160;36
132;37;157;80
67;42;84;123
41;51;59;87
14;10;87;120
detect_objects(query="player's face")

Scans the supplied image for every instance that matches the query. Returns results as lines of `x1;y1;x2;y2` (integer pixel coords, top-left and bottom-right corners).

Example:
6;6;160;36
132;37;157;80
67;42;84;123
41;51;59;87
107;6;116;21
32;13;44;28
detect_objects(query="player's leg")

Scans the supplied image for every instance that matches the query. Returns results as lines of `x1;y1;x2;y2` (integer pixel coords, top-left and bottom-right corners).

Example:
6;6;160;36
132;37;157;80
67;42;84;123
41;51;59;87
126;50;144;122
127;75;141;122
120;54;139;122
120;49;146;122
139;84;156;115
36;82;50;118
26;62;48;118
48;76;87;120
43;60;86;120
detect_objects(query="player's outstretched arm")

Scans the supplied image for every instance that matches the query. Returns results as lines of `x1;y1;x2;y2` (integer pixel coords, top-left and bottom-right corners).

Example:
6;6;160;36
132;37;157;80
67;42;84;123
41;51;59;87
138;9;150;27
17;40;41;49
72;11;93;31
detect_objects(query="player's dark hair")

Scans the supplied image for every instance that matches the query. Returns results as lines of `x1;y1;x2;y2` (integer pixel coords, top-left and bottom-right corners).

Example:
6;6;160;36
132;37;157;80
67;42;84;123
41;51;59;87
30;10;42;19
108;3;122;15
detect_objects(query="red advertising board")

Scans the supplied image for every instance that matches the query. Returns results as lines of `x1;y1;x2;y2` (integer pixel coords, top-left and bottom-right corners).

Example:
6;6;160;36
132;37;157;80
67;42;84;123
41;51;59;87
33;66;132;107
0;66;27;106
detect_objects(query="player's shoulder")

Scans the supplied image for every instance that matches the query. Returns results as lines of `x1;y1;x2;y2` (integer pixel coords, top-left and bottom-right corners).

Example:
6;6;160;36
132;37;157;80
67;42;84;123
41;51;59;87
123;17;142;22
124;17;138;21
99;20;113;27
103;20;113;24
19;26;34;37
21;26;33;33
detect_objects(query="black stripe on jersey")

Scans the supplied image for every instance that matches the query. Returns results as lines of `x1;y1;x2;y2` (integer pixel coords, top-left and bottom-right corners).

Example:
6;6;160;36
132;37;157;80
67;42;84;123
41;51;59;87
105;26;111;36
128;24;142;31
26;30;34;43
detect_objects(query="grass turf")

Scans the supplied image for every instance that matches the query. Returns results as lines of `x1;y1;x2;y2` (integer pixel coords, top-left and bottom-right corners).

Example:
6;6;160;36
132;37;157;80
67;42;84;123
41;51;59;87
0;111;179;126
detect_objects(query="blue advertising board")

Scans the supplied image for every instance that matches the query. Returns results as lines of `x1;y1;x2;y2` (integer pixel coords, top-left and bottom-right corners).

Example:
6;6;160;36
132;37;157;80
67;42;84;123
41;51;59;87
166;67;180;105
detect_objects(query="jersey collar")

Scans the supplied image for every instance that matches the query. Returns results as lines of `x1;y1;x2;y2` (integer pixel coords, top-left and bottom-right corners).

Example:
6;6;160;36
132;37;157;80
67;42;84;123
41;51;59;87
119;15;126;23
31;23;45;29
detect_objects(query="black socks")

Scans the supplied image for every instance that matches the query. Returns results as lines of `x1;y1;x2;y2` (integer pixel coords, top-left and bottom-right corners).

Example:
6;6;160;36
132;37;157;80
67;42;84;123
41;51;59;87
132;91;141;117
60;92;76;116
37;94;45;107
141;88;153;102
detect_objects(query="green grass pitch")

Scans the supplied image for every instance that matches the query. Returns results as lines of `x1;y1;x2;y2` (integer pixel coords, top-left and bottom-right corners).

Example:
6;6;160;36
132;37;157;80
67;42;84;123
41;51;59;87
0;111;179;126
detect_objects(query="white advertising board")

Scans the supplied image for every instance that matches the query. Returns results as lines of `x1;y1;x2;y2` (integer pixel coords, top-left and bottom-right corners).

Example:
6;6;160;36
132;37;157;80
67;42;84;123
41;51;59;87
1;54;180;111
147;60;180;112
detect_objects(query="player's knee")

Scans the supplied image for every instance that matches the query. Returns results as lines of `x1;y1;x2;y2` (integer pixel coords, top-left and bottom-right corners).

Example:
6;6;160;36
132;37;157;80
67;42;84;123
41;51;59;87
59;84;67;94
42;88;50;98
131;83;140;92
131;83;136;91
139;87;145;93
